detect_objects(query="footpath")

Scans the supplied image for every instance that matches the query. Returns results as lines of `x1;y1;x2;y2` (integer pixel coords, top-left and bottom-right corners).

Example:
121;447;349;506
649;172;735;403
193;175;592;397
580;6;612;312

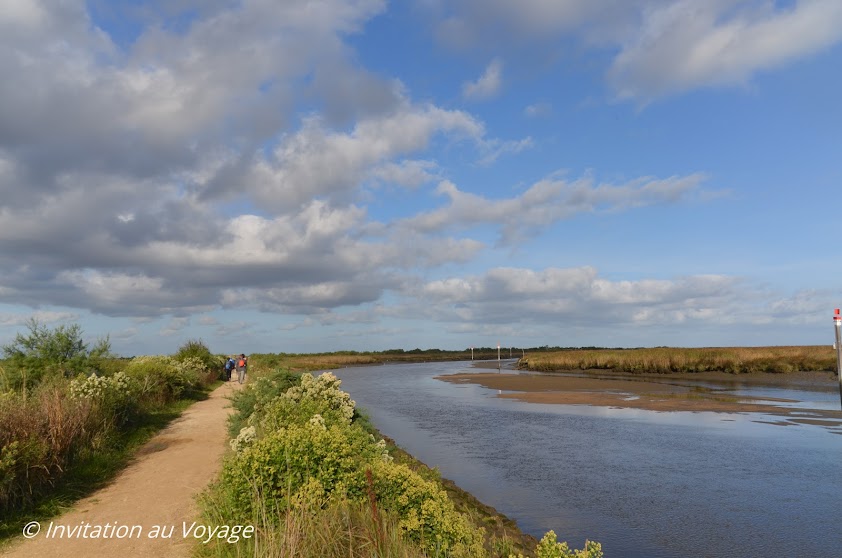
4;380;242;558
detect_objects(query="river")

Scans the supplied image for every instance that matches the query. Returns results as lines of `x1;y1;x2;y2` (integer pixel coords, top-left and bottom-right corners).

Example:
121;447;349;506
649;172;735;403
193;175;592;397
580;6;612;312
334;361;842;558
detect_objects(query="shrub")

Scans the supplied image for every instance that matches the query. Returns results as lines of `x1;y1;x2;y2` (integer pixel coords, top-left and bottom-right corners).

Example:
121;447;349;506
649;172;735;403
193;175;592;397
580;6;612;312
508;531;603;558
69;371;138;426
1;320;112;393
173;339;221;377
370;459;487;558
221;420;387;517
122;356;207;403
227;369;301;436
281;371;355;423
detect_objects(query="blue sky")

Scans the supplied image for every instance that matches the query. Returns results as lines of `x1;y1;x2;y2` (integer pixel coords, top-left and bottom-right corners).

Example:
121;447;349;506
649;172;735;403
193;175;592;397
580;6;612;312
1;0;841;356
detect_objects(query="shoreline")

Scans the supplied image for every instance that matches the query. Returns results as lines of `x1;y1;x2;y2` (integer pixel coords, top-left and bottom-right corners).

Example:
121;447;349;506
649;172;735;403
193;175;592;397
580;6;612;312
437;365;842;427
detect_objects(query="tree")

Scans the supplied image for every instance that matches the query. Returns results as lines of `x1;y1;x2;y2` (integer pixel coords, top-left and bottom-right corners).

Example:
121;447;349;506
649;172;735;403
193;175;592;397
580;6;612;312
2;319;112;394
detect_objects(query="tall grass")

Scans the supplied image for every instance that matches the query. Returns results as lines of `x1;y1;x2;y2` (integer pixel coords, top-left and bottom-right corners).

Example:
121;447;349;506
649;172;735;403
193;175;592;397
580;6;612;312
199;480;428;558
0;352;219;528
521;346;835;374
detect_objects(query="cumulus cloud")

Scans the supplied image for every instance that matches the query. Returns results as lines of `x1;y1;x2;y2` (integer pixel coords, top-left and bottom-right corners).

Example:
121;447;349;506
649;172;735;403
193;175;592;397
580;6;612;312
462;58;503;100
0;1;496;320
240;103;484;211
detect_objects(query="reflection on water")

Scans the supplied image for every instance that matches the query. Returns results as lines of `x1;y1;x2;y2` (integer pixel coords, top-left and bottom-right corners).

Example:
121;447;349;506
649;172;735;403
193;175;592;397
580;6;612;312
334;362;842;558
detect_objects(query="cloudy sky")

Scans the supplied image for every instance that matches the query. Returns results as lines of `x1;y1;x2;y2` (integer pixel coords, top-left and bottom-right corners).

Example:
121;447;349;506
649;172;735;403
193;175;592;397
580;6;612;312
2;0;841;355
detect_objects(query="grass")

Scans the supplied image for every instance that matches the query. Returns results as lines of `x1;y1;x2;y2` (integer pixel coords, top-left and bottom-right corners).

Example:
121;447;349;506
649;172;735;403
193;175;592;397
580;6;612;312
248;349;508;373
0;383;215;546
520;346;836;375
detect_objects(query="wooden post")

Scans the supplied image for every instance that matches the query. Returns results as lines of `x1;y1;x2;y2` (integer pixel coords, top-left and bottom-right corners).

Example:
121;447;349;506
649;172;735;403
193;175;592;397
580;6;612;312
833;308;842;412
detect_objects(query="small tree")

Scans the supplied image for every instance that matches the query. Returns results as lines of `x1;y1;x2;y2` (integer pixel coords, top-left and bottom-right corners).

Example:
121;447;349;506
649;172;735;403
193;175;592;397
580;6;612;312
2;319;112;395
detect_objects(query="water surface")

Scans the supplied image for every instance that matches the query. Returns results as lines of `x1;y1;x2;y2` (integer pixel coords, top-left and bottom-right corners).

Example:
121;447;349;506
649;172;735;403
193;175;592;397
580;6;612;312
334;361;842;558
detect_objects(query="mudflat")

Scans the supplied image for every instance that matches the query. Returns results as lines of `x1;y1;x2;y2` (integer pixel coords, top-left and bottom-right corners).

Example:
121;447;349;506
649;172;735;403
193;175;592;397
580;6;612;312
438;366;842;426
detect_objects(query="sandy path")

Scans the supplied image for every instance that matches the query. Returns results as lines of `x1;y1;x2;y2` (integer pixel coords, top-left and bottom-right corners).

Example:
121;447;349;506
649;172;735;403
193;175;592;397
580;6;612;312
4;380;243;558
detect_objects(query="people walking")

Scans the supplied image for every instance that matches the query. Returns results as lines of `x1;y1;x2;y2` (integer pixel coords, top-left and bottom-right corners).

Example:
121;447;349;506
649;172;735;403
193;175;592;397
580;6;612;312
236;354;248;384
224;357;235;381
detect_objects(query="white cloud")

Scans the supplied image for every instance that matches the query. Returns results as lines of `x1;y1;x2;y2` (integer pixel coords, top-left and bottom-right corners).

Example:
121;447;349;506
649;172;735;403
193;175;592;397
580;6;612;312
462;58;503;100
415;265;743;327
243;103;484;211
524;102;553;118
402;172;706;244
477;137;534;166
608;0;842;100
159;317;190;336
0;311;78;327
427;0;842;101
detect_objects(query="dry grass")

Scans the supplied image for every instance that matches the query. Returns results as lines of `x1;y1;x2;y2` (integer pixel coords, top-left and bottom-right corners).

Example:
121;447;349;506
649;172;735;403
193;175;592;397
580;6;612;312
521;346;836;374
0;381;103;512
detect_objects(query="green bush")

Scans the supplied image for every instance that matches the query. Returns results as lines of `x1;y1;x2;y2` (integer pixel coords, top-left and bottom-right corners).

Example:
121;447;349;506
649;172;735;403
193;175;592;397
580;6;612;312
122;356;207;403
1;320;112;393
173;339;221;377
227;369;301;436
221;420;387;517
370;460;487;557
508;531;603;558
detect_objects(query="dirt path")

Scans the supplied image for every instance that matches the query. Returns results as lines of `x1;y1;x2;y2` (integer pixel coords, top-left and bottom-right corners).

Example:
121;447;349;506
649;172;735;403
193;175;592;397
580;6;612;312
4;380;243;558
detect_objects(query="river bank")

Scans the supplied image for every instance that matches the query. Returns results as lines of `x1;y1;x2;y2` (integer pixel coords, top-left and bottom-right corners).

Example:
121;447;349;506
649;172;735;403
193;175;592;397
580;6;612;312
334;361;842;557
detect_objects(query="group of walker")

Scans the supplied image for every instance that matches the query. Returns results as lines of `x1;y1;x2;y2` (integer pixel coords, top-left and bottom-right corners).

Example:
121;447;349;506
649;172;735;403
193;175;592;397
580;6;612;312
223;354;248;384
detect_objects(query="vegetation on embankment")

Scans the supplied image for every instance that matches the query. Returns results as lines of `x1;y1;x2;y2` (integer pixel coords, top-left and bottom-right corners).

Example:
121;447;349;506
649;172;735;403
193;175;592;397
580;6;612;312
519;346;835;375
0;322;220;540
248;347;513;372
199;361;602;558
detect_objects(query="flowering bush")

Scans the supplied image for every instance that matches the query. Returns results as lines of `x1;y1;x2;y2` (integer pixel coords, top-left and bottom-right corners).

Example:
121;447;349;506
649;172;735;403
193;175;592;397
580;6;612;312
229;425;256;454
69;371;136;424
69;371;132;400
221;421;385;517
227;370;301;436
281;372;355;423
370;459;487;557
509;531;603;558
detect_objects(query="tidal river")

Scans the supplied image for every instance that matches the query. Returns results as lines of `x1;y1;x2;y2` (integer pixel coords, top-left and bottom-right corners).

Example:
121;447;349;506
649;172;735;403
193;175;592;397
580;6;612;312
334;361;842;558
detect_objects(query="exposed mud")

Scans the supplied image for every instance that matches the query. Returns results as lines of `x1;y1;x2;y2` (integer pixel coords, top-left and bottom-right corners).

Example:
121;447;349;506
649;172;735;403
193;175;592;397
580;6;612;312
438;367;842;427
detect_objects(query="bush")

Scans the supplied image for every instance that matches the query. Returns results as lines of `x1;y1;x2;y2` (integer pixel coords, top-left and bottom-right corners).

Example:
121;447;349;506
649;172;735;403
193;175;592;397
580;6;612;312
1;320;112;393
173;339;221;378
508;531;603;558
370;460;487;557
221;420;387;517
122;356;208;404
227;369;301;436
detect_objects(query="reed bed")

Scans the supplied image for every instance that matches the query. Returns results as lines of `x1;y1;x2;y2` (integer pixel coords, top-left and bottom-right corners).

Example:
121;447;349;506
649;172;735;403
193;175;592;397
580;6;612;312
521;346;836;375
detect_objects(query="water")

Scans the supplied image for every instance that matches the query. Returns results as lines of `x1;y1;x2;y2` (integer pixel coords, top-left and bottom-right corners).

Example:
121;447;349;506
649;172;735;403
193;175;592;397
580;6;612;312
334;362;842;558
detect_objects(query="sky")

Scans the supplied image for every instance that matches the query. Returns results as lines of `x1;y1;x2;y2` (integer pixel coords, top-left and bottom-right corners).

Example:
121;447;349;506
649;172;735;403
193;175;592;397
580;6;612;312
1;0;841;356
